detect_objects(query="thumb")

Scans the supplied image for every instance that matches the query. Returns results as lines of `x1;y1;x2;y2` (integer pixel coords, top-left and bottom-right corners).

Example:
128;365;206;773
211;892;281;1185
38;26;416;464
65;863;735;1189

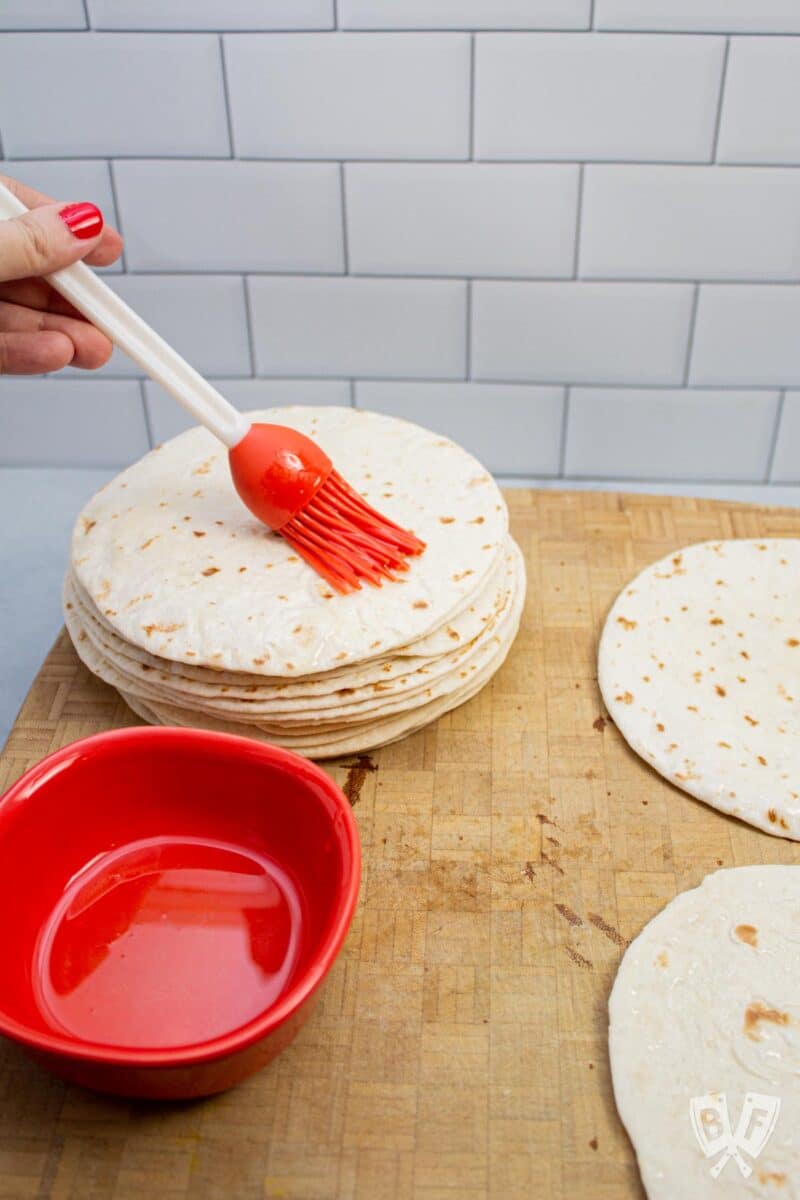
0;201;104;283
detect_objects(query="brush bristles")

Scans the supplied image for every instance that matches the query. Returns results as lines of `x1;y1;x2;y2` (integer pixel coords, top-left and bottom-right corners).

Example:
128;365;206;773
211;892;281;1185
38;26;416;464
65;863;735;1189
279;469;426;593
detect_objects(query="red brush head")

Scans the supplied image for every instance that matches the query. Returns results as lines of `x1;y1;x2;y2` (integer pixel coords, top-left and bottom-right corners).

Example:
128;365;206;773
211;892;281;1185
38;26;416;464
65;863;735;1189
228;423;332;531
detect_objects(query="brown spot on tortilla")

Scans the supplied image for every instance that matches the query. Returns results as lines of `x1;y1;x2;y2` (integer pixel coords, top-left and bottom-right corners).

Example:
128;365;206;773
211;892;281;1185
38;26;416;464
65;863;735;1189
238;567;247;573
536;813;555;826
656;722;665;732
541;853;564;876
252;657;266;667
787;639;799;648
285;662;295;671
589;1138;598;1152
615;691;634;705
82;518;96;534
687;705;698;712
292;625;303;634
593;716;606;732
735;924;758;947
142;622;183;637
588;913;628;947
744;714;759;726
744;1002;790;1041
718;741;732;749
655;951;668;968
709;617;723;625
673;554;682;566
616;616;637;631
201;567;220;577
715;685;726;697
781;817;790;830
564;947;593;970
757;1171;786;1187
447;628;460;641
768;808;779;823
192;458;213;476
370;640;382;649
342;756;377;806
555;903;583;927
413;600;429;609
192;531;206;538
439;516;455;524
758;755;767;766
335;652;348;662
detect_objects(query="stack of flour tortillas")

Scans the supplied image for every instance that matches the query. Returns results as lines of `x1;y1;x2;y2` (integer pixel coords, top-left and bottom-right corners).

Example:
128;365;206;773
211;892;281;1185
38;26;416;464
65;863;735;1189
64;407;525;759
610;866;800;1198
599;539;800;839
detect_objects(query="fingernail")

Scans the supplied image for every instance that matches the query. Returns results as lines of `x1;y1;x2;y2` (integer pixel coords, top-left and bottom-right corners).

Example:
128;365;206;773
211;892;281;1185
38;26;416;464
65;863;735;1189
59;202;103;241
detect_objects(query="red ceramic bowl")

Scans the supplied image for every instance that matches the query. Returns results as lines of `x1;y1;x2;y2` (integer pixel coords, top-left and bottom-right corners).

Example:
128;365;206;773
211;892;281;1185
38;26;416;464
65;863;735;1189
0;727;360;1100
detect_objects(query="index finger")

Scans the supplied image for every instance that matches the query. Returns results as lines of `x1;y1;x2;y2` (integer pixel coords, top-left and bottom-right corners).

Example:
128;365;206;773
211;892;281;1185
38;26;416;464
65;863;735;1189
0;173;124;269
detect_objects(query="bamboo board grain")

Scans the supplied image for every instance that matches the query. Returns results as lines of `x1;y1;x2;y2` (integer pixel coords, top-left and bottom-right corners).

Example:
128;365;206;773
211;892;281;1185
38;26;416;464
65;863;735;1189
3;488;800;1200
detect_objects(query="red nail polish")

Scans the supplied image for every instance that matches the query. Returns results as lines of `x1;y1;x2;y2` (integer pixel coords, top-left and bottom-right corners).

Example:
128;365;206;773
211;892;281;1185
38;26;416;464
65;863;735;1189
60;202;104;241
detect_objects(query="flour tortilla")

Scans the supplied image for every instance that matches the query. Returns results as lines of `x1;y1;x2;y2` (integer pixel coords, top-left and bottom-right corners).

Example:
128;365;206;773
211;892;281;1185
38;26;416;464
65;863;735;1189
64;536;512;699
64;541;518;716
65;541;524;747
118;601;520;759
70;407;507;676
599;540;800;840
609;866;800;1199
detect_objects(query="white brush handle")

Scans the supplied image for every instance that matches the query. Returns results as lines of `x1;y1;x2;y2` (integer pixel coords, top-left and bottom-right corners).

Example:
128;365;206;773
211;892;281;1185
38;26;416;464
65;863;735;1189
0;182;250;449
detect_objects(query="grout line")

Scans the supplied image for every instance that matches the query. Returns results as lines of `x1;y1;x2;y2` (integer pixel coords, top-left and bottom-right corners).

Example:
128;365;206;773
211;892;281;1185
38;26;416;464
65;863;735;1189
106;161;127;272
333;0;339;28
218;36;236;158
559;388;571;474
765;389;786;481
81;0;91;27
682;284;701;386
468;34;476;160
572;164;585;278
465;280;473;379
339;163;350;273
711;37;731;162
589;0;596;29
4;26;800;35
0;129;5;160
102;268;800;285
241;277;258;376
8;153;800;167
349;379;356;407
139;380;155;449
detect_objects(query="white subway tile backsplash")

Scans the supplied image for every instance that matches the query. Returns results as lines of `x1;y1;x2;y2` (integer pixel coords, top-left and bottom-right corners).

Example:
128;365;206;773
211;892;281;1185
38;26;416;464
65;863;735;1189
770;393;800;483
346;164;578;278
581;166;800;282
145;378;350;444
114;161;343;273
565;387;778;481
596;1;800;33
0;379;149;467
355;381;563;474
474;34;724;162
0;1;85;29
718;39;800;165
64;276;251;379
7;160;122;272
88;1;333;30
224;33;470;159
0;35;229;158
691;287;800;386
340;1;590;29
248;277;467;378
472;282;692;384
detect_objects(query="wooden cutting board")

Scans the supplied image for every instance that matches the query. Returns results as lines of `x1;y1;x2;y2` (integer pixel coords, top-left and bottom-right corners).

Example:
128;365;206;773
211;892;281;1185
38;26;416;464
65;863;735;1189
3;488;800;1200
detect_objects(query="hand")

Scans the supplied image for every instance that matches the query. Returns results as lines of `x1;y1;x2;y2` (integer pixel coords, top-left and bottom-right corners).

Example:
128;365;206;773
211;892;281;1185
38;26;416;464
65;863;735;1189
0;174;123;375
